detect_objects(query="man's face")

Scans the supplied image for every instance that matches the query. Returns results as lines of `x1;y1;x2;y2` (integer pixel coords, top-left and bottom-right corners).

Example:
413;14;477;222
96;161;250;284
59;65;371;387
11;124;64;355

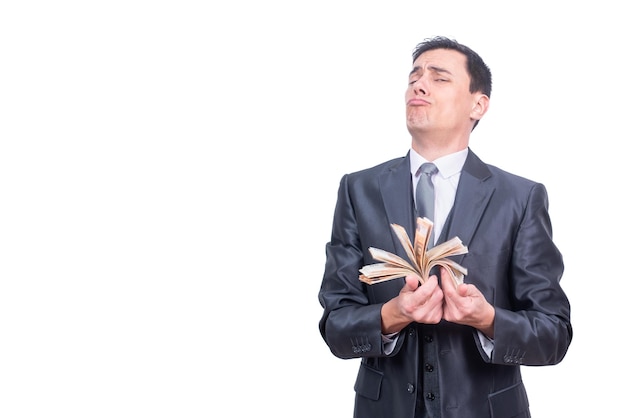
405;48;479;135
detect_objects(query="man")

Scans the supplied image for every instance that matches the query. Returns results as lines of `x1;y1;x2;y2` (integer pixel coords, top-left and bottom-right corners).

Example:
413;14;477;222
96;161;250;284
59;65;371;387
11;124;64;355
318;36;572;418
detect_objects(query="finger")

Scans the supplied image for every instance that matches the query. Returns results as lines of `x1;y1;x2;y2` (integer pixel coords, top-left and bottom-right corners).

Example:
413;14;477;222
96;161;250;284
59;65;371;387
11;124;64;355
440;268;456;294
404;274;421;291
425;274;438;286
423;275;443;302
456;283;470;297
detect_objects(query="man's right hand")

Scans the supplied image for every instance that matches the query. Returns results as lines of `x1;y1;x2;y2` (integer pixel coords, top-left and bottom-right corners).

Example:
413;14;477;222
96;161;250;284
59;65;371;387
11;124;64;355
381;274;443;334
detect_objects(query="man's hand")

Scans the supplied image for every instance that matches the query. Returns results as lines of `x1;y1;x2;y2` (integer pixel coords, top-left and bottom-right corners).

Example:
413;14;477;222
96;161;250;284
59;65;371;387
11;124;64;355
381;274;443;334
441;268;495;338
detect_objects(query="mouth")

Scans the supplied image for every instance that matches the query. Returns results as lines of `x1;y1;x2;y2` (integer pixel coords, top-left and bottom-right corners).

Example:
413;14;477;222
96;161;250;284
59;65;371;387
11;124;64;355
406;98;429;106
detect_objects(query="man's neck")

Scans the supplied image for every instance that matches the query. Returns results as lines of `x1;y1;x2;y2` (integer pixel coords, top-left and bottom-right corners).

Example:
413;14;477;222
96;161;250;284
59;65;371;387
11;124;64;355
411;138;468;161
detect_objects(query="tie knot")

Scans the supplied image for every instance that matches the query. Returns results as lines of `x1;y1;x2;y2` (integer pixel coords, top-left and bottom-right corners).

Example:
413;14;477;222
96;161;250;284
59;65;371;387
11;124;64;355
419;162;438;176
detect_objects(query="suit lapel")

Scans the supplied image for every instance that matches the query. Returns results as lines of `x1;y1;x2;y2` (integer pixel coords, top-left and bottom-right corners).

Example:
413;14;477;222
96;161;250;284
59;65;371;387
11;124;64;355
444;149;494;262
378;153;416;255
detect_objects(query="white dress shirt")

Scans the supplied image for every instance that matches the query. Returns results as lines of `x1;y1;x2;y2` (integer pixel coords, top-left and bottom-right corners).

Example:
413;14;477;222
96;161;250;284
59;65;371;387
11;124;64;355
409;147;467;244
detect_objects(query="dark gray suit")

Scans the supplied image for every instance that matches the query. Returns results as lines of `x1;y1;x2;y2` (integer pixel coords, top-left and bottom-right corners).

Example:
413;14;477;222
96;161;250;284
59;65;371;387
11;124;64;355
318;149;572;418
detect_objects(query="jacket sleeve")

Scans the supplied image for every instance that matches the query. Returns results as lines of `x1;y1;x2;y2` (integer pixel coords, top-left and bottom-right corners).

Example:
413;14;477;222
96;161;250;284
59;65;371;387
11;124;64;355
318;174;393;359
489;183;573;366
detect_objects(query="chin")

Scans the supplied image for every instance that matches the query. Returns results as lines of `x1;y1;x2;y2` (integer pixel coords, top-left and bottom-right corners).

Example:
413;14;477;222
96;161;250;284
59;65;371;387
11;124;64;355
406;119;427;132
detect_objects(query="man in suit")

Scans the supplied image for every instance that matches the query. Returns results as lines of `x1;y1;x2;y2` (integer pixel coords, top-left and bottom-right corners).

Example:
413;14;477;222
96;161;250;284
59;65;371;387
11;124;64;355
318;36;572;418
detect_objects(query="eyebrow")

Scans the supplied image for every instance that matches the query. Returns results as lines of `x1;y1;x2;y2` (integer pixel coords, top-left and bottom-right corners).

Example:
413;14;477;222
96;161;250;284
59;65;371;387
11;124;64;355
409;65;452;76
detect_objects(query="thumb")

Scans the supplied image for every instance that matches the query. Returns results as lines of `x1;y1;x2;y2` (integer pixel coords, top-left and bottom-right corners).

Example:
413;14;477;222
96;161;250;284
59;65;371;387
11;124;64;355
440;267;457;292
456;283;470;296
404;274;421;291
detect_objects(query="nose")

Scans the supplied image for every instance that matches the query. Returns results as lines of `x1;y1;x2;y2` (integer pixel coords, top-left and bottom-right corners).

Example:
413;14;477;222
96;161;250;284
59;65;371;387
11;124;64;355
412;78;427;95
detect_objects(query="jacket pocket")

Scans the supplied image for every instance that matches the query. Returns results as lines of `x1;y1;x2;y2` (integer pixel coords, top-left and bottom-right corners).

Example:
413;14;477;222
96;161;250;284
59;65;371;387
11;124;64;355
488;381;530;417
354;363;383;401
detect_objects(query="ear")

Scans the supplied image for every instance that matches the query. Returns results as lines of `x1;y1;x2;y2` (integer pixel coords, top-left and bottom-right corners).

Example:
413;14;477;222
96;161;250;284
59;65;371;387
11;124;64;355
470;94;489;121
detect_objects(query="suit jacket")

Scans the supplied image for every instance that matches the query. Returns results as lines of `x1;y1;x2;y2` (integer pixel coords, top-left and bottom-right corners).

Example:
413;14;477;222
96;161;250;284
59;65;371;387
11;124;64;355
318;148;573;418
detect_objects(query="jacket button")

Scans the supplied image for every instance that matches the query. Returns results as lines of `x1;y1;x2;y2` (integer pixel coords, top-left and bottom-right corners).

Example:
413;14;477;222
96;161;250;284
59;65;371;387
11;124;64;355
407;383;415;393
425;363;434;372
424;335;433;343
426;392;436;401
408;328;416;337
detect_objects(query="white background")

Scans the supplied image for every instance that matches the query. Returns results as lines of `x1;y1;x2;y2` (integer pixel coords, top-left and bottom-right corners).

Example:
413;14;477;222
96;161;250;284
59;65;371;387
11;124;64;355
1;1;623;417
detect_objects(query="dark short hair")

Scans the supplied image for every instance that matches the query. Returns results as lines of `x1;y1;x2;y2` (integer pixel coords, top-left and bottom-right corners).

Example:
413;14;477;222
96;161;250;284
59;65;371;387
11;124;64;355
412;36;492;98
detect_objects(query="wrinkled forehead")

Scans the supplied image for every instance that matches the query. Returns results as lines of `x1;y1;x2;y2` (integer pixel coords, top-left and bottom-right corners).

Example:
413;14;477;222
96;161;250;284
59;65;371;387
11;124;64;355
412;49;467;72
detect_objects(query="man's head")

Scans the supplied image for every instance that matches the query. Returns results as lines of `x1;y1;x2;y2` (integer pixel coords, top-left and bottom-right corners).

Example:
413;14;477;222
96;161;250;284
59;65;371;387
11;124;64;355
406;36;492;147
412;36;492;100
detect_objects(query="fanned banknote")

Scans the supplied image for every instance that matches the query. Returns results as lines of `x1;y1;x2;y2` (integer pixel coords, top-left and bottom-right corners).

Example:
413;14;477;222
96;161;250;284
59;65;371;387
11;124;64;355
359;217;468;286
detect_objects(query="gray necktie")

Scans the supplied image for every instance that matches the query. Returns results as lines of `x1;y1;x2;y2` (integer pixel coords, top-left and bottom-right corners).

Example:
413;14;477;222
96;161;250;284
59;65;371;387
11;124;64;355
415;162;438;245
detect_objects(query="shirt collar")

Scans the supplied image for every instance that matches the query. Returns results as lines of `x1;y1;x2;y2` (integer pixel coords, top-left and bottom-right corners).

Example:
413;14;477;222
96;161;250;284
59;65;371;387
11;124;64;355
410;148;468;179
